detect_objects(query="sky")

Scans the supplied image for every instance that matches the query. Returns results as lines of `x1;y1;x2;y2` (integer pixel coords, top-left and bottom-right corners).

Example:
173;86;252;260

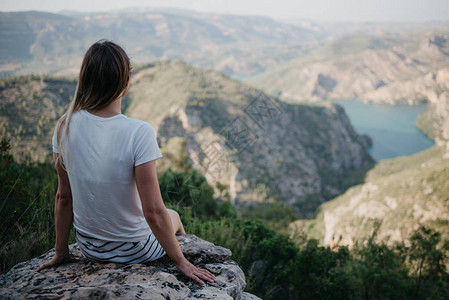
1;0;449;22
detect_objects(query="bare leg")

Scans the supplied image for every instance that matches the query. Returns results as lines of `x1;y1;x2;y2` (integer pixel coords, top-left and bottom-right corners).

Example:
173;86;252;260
167;208;186;234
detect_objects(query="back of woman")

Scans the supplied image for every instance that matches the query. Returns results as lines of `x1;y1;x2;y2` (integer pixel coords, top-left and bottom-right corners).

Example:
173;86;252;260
37;40;216;286
53;108;168;264
53;110;160;243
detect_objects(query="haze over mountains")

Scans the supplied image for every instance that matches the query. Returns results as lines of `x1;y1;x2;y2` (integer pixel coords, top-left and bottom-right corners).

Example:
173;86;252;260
0;9;321;77
1;8;448;79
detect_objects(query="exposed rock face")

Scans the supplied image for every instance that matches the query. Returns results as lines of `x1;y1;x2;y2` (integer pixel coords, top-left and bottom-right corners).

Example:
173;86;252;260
248;33;449;105
0;234;261;300
129;61;374;216
362;68;449;105
158;99;374;213
414;71;449;155
421;79;449;143
312;74;337;98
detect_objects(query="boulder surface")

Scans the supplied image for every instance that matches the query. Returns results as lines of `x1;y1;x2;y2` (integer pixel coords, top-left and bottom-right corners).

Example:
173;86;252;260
0;234;261;300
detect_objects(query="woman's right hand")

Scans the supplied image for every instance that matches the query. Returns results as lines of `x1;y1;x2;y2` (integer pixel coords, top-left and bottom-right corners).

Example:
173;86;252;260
175;258;216;285
35;250;77;272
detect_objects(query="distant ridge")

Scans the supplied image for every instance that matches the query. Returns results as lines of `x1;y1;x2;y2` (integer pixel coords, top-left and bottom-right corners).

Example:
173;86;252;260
0;10;320;78
247;32;449;105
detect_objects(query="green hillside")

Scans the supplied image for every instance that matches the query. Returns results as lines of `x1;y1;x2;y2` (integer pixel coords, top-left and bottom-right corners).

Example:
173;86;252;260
0;60;374;216
0;75;75;162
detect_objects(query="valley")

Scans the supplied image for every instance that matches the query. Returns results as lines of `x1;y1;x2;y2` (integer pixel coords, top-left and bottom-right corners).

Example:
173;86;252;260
1;8;448;248
1;6;449;298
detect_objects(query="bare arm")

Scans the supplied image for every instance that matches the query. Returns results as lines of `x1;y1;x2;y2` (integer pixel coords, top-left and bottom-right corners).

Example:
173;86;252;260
36;153;75;271
135;160;216;285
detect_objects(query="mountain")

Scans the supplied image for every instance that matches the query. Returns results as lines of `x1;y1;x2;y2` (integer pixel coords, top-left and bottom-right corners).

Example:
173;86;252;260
246;32;449;104
0;10;321;78
126;61;374;215
291;91;449;246
0;60;373;216
2;9;449;102
283;19;449;38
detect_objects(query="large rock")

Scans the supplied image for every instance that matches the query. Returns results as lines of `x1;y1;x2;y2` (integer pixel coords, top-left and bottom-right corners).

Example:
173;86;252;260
0;234;261;300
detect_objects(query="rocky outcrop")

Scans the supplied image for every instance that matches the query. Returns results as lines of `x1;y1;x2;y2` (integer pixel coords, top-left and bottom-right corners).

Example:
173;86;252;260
362;68;449;105
0;234;261;300
312;74;338;98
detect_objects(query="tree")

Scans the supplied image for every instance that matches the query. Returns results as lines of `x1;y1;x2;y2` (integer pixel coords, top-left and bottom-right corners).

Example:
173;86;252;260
407;225;449;300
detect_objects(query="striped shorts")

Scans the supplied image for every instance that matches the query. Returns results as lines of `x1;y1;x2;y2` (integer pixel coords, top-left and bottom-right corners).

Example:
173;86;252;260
74;229;166;264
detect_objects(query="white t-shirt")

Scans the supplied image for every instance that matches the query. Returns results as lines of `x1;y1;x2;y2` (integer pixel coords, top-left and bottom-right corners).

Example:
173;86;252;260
52;109;163;242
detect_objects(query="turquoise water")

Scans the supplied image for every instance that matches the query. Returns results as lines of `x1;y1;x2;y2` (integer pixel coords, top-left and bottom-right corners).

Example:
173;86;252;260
331;99;435;161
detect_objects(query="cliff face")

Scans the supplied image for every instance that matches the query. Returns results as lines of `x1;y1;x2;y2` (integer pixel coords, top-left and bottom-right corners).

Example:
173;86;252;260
416;74;449;148
127;61;374;215
362;68;449;105
247;33;449;105
0;234;260;300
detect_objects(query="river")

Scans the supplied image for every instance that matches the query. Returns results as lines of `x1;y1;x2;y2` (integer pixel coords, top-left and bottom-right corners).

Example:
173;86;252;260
331;99;435;161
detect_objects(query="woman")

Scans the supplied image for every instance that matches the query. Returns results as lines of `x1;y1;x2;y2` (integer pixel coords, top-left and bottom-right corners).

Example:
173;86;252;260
36;40;216;286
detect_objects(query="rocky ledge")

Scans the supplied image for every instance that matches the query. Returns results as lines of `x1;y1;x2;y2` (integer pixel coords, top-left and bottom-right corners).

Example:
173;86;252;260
0;234;261;300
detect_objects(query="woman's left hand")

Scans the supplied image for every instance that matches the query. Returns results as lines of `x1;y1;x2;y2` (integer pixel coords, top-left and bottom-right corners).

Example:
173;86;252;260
35;250;77;272
175;257;216;285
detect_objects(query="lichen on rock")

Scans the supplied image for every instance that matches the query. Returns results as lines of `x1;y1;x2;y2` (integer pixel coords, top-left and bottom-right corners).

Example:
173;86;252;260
0;234;261;300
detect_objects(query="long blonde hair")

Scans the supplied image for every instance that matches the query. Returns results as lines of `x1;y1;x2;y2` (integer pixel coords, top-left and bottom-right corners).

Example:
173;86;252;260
56;39;132;168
